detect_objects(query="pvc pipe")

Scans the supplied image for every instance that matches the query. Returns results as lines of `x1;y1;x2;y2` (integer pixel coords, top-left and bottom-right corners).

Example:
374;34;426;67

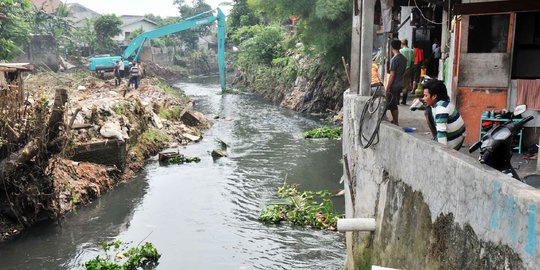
372;266;401;270
337;218;376;232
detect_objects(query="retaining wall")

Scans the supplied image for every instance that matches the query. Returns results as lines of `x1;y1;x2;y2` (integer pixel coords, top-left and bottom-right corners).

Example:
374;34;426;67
15;35;59;71
343;91;540;270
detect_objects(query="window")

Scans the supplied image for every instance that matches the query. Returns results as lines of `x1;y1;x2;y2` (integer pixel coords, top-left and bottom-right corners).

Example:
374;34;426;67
124;32;131;40
468;14;510;53
512;12;540;79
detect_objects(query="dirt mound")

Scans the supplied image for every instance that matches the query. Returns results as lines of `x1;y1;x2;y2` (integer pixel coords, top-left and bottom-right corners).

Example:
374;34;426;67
143;62;185;81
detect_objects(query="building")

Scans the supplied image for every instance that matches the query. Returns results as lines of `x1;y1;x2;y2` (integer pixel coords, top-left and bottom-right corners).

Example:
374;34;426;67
114;15;158;44
31;0;61;13
66;3;101;28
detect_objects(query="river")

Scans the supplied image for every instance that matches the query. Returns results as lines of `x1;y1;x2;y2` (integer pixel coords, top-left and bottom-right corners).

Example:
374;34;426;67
0;77;345;269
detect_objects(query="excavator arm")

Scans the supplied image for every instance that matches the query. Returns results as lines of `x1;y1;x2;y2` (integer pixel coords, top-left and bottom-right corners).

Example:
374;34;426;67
123;8;226;91
89;8;226;91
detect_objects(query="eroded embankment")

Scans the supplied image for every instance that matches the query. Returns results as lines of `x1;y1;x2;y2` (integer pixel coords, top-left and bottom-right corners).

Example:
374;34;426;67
0;70;208;240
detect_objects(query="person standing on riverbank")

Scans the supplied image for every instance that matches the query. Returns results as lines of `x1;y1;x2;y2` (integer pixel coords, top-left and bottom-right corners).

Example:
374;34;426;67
386;39;407;126
114;61;121;86
400;39;414;105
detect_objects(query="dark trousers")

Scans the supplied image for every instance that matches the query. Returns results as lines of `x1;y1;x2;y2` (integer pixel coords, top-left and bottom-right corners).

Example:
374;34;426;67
128;76;139;89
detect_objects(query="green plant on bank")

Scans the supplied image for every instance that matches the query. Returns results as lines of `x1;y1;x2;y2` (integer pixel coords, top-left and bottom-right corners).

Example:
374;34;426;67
83;240;161;270
258;182;341;230
158;105;183;120
130;129;171;159
302;127;342;139
163;155;201;164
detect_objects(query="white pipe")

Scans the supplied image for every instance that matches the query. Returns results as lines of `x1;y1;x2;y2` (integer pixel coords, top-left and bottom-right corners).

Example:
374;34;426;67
372;266;401;270
337;218;376;232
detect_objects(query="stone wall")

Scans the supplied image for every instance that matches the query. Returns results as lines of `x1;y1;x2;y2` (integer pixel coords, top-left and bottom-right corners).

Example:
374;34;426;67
15;35;59;71
343;92;540;270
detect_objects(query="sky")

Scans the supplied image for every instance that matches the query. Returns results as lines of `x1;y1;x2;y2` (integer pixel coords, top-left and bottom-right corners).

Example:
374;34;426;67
65;0;232;17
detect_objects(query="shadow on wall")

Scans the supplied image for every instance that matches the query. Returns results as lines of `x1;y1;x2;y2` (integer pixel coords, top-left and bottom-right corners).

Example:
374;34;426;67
14;35;60;72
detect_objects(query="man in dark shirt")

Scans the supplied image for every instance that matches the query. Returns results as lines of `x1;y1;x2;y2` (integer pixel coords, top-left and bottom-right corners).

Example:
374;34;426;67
386;39;407;126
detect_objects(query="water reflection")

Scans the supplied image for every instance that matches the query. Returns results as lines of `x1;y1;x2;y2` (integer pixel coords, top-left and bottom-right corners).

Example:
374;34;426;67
0;76;345;269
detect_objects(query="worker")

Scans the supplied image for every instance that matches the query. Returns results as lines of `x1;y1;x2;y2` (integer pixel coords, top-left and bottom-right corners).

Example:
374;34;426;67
128;62;139;90
386;39;407;126
400;39;414;105
113;60;121;86
119;57;126;78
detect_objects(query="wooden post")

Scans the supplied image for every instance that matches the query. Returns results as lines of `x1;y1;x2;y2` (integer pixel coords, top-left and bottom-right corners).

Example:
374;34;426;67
47;88;68;141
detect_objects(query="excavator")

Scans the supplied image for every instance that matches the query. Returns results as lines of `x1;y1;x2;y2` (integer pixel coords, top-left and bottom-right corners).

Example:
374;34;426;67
88;8;226;91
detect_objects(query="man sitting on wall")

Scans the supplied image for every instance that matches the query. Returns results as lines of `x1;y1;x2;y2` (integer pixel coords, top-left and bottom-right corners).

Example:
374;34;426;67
422;79;466;150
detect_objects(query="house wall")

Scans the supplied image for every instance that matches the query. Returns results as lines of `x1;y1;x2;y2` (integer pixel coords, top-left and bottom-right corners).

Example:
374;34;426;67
343;92;540;270
139;46;174;66
14;35;59;72
455;15;514;143
398;7;413;44
114;21;158;42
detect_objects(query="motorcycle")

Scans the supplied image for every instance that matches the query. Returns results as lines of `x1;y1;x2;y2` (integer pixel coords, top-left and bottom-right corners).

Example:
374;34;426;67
469;105;533;181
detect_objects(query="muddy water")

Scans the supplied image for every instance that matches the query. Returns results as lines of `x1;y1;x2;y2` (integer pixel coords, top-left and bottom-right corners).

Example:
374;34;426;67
0;77;345;269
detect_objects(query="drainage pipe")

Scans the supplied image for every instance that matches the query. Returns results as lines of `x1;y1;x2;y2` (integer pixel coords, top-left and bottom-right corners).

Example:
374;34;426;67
337;218;376;232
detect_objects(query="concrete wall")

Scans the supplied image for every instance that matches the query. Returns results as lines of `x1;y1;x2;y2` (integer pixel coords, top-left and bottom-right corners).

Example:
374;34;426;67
343;92;540;270
140;46;174;66
15;35;59;71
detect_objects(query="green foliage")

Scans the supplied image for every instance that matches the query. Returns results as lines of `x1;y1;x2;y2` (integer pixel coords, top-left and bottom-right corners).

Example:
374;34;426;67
258;182;341;230
163;155;201;164
139;130;170;147
227;0;259;34
83;241;161;270
94;14;122;54
69;18;97;56
32;2;72;45
128;27;144;41
159;105;183;120
232;25;284;68
0;0;32;60
173;0;212;51
302;127;342;139
233;0;352;68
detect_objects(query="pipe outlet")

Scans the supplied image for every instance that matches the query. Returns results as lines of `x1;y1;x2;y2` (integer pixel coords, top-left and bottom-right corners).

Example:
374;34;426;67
337;218;376;232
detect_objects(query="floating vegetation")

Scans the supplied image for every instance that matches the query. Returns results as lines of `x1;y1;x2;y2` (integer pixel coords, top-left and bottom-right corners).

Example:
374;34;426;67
163;155;201;164
258;182;342;230
83;240;161;270
158;151;201;165
302;127;342;139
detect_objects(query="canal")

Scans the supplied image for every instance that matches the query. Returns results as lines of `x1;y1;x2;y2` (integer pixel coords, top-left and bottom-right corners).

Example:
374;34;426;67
0;77;345;269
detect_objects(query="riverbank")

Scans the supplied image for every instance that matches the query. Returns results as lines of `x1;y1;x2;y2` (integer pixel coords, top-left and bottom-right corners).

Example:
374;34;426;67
0;68;209;240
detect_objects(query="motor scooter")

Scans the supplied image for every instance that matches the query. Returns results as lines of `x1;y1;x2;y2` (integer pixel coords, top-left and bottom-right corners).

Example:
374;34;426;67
469;109;534;181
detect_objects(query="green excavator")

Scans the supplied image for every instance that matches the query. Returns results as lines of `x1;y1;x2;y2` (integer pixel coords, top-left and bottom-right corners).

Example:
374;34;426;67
89;8;226;91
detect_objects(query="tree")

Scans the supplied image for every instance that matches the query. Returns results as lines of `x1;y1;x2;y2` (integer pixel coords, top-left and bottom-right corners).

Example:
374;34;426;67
173;0;212;51
248;0;352;67
32;3;73;51
0;0;32;61
227;0;259;34
70;18;97;56
93;14;122;54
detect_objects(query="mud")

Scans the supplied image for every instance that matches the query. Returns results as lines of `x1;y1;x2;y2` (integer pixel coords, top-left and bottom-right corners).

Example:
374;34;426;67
0;66;208;241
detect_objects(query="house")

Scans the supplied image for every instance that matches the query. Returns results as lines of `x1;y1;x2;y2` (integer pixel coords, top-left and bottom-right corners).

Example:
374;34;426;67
114;15;158;44
31;0;61;13
365;0;540;149
66;3;101;28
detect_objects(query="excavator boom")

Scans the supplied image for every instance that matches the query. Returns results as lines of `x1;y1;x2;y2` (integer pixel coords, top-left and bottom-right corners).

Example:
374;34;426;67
89;8;226;91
